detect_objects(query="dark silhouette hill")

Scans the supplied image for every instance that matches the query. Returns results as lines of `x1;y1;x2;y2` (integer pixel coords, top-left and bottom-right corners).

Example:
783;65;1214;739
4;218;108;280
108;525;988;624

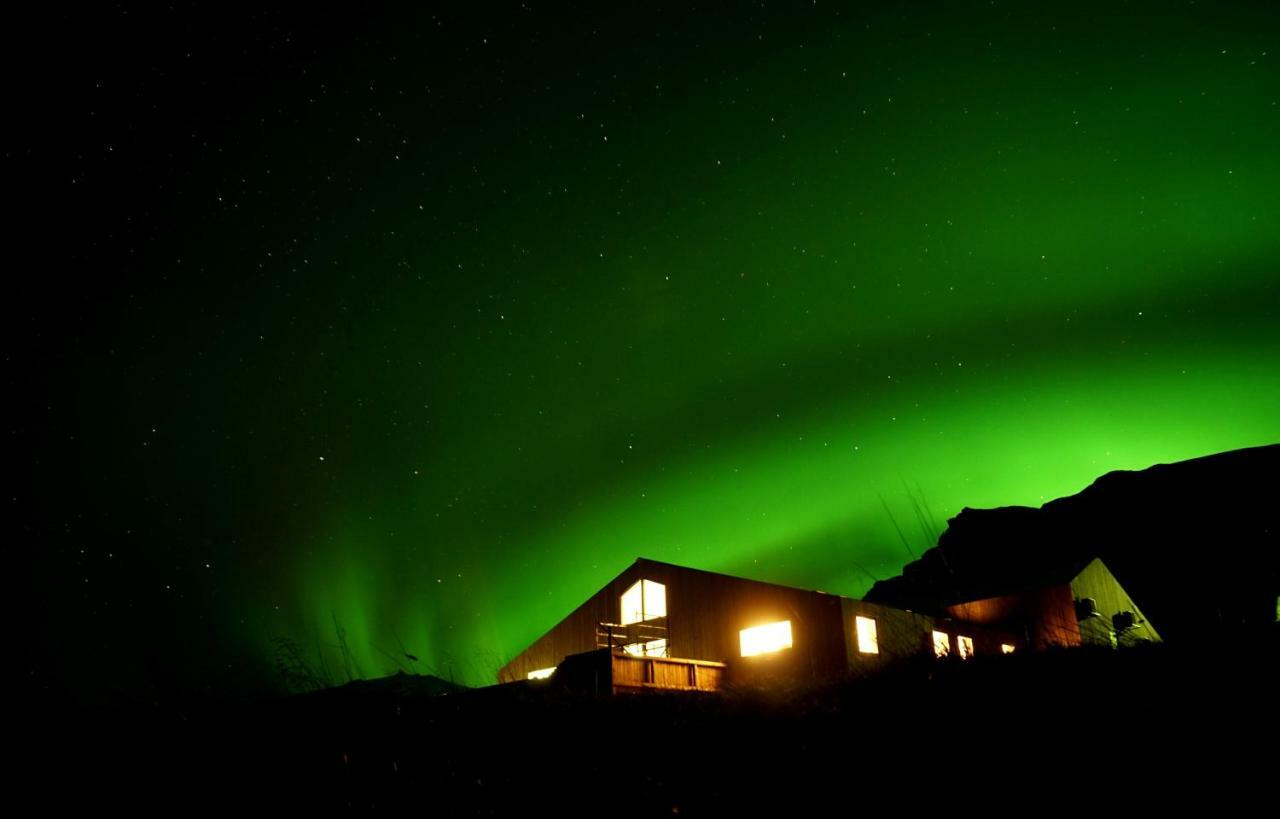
866;444;1279;641
277;671;463;711
21;640;1277;810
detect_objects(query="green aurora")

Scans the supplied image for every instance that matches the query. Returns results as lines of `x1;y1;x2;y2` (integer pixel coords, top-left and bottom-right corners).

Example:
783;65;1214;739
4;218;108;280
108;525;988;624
18;2;1279;694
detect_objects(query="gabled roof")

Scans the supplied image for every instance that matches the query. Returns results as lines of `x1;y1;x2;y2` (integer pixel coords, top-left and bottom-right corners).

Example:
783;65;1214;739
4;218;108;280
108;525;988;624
629;557;854;600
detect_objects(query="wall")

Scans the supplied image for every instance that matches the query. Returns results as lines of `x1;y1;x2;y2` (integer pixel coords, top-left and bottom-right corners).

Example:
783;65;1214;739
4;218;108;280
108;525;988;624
944;583;1082;650
500;559;849;685
841;598;1023;675
499;558;1024;686
1070;558;1162;645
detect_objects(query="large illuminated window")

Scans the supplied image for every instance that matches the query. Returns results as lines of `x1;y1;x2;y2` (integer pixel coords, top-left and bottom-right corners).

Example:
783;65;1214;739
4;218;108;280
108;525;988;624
622;638;669;657
855;616;879;655
957;635;974;659
620;579;667;625
527;667;556;680
932;630;951;658
740;620;793;657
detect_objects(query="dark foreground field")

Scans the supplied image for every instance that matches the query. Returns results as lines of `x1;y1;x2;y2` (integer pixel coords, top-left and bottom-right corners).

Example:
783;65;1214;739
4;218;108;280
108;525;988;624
15;633;1277;813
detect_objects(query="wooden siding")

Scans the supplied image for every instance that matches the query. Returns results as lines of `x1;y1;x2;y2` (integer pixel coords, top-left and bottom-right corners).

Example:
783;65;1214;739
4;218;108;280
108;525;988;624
840;598;1024;675
500;558;1024;687
944;583;1082;650
942;560;1162;650
612;654;726;694
499;558;849;686
1070;558;1162;644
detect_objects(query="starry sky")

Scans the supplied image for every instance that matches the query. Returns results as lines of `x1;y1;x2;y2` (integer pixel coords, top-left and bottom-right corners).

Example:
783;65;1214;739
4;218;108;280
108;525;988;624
9;2;1279;700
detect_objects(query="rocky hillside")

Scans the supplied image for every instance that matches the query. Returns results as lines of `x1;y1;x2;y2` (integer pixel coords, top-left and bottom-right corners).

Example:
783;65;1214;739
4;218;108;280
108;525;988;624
866;444;1279;641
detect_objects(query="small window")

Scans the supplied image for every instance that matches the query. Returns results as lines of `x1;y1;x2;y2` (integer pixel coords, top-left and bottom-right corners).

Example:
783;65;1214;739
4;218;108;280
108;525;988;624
957;635;974;659
1001;643;1015;654
622;638;669;657
527;667;555;680
620;579;667;625
932;630;951;658
740;620;793;657
855;615;879;655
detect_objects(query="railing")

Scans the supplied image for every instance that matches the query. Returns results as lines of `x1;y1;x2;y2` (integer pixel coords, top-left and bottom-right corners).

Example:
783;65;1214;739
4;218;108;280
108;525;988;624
596;620;668;653
610;653;726;693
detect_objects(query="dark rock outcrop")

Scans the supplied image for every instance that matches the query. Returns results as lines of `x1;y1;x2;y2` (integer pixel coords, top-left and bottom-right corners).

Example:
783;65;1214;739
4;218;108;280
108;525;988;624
866;444;1279;641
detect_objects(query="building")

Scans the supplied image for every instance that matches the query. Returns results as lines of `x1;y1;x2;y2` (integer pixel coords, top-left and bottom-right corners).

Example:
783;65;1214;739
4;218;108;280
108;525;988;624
866;555;1161;650
498;557;1025;694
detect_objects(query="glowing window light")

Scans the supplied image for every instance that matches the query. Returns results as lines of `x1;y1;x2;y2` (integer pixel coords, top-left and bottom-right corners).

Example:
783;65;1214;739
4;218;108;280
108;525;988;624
932;630;951;658
1001;643;1016;654
740;620;793;657
645;580;666;619
620;579;667;625
855;616;879;655
622;638;669;657
527;667;555;680
958;635;974;659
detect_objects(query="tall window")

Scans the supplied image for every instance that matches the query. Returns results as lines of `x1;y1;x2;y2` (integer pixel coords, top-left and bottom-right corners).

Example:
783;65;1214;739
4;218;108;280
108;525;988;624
740;620;793;657
932;630;951;658
957;635;974;659
855;615;879;655
620;579;667;625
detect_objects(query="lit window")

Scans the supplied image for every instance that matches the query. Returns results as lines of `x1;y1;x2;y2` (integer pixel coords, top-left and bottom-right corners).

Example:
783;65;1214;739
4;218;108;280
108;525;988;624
932;630;951;657
622;638;669;657
855;615;879;655
620;579;667;625
957;635;974;659
740;620;793;657
1001;643;1015;654
527;667;555;680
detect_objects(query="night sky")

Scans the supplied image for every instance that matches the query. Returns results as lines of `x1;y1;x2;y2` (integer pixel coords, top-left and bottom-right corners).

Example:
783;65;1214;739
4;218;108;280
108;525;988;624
9;2;1279;700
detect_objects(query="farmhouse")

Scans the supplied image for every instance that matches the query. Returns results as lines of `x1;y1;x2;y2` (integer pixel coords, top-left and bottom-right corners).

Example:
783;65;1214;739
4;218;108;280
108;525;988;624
498;558;1031;694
